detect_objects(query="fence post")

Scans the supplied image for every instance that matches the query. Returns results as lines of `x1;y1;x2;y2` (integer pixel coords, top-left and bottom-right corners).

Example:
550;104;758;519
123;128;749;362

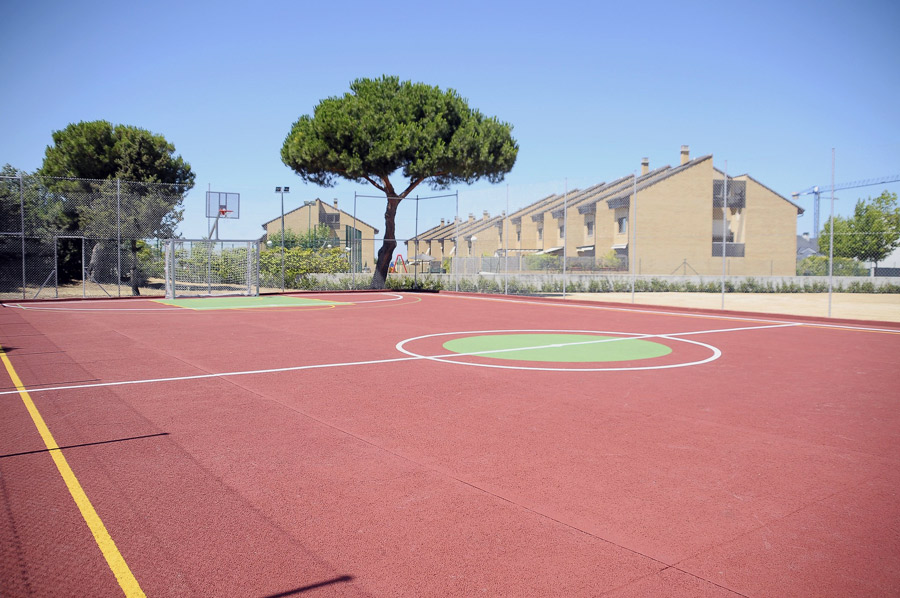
563;179;568;298
54;237;58;298
352;192;358;289
116;179;122;297
630;173;636;303
414;195;419;286
505;184;509;295
721;161;728;309
454;192;459;292
827;148;835;318
19;174;25;299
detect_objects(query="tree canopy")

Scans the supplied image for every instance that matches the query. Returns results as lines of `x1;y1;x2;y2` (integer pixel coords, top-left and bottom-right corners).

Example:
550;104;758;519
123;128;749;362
819;191;900;268
38;120;195;294
40;120;194;191
281;76;518;287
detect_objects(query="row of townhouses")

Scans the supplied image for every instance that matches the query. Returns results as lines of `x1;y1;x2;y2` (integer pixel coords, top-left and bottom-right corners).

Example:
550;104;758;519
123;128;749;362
407;146;803;276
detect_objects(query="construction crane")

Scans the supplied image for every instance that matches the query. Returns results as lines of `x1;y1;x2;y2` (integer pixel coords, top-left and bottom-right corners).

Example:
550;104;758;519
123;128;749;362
792;174;900;238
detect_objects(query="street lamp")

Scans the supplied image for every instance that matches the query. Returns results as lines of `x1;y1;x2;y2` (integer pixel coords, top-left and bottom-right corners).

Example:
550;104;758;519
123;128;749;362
276;186;290;291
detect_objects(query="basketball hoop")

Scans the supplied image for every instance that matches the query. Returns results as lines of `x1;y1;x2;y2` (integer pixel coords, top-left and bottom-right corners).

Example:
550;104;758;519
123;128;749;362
205;191;240;240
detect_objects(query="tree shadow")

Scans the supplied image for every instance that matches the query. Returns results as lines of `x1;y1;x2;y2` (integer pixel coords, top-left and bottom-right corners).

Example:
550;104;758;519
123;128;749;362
0;377;102;392
0;432;169;459
262;575;354;597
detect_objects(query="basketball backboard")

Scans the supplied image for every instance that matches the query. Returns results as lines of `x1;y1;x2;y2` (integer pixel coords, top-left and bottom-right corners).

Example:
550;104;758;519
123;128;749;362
206;191;240;219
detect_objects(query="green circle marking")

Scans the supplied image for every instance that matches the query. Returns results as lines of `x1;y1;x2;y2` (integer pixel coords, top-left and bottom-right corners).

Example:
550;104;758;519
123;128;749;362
442;333;672;363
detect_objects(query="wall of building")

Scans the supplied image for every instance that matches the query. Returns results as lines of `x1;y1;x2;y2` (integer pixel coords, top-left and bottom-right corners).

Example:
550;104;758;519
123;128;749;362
263;199;380;271
730;176;799;276
408;150;803;278
628;158;715;274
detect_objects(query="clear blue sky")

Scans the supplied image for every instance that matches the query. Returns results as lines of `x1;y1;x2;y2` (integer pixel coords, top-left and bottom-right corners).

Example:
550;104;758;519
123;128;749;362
2;0;899;249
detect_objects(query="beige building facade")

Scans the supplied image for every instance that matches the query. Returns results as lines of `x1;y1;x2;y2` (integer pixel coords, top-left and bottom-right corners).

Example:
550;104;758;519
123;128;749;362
410;147;803;276
262;198;380;272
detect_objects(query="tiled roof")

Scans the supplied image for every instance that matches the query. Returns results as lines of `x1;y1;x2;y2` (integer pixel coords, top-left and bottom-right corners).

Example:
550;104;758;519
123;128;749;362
602;156;714;210
509;192;566;225
261;198;380;233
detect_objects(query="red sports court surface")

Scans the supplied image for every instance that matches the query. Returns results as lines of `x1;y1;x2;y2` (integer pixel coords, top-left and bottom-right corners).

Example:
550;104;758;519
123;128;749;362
1;291;898;597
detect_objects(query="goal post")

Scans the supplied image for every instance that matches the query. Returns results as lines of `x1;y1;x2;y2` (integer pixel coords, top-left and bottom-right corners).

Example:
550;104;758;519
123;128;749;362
164;239;260;298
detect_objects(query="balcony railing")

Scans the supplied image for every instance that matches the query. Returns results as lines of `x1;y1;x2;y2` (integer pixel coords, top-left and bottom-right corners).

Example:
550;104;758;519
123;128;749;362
712;242;745;257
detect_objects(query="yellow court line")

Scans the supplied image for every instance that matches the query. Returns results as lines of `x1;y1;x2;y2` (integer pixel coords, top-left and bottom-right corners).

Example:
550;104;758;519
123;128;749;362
0;346;145;598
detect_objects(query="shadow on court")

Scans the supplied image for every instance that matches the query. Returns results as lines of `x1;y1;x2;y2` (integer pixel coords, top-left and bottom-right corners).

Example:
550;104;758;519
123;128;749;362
0;432;170;459
262;575;355;597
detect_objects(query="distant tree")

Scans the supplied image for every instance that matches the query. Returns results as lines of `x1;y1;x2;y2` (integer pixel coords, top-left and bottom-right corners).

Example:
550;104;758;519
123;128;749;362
0;164;65;236
39;121;194;294
0;165;78;289
819;191;900;270
796;255;868;277
259;246;350;289
266;224;336;251
0;164;24;233
281;76;518;288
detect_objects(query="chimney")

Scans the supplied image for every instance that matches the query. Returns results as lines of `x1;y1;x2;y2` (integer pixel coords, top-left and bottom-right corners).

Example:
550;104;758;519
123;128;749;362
440;218;445;226
333;198;338;209
680;145;690;165
641;157;649;175
483;210;490;221
468;213;475;223
802;232;810;241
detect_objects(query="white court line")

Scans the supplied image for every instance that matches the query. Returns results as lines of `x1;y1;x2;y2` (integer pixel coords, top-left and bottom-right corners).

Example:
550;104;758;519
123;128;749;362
430;292;900;334
0;322;797;396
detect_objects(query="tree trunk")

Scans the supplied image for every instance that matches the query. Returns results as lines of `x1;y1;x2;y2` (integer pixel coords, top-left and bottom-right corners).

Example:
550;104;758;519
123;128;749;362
371;196;402;289
129;239;141;296
88;241;101;282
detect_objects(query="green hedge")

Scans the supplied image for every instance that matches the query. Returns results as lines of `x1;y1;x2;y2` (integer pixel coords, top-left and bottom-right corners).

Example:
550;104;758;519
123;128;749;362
383;275;899;294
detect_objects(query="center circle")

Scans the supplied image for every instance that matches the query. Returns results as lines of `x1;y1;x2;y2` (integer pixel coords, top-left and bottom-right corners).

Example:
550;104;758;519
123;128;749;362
441;333;672;362
395;329;722;372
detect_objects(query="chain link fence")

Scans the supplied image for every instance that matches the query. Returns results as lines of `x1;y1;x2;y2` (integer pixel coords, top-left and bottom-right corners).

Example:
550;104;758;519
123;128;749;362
1;174;188;299
3;173;898;311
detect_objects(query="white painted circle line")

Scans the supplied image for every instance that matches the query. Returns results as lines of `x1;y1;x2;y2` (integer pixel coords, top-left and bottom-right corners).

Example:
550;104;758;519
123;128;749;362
395;329;722;372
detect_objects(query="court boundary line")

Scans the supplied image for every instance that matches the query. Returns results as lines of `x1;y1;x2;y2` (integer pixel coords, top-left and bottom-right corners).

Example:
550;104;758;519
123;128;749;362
431;292;900;334
0;344;146;597
0;322;797;397
1;292;406;312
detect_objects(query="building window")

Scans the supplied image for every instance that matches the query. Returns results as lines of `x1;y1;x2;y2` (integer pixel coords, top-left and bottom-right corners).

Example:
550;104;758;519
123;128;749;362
617;216;628;234
516;228;521;242
537;227;543;241
586;220;594;237
558;225;565;240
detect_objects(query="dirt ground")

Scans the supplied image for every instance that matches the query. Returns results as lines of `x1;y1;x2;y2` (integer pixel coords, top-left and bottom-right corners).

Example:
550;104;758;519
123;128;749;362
565;292;900;323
